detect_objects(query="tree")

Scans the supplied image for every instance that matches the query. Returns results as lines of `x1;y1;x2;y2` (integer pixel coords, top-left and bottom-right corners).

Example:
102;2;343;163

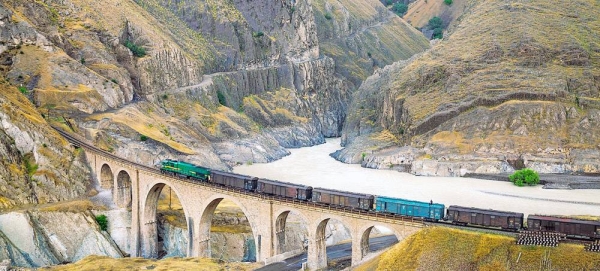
428;16;443;29
509;168;540;187
392;3;408;16
444;0;453;5
428;16;444;39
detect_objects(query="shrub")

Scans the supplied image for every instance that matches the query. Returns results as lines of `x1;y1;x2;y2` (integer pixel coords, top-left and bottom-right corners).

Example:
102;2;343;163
124;40;146;57
95;214;108;231
18;86;28;94
80;57;85;64
386;0;394;6
392;3;408;16
217;90;227;106
444;0;453;5
111;78;118;84
509;168;540;187
324;12;333;20
252;31;264;38
140;135;148;141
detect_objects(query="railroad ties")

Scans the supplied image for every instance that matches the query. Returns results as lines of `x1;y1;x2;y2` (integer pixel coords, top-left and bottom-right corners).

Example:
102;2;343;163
516;231;566;247
586;240;600;252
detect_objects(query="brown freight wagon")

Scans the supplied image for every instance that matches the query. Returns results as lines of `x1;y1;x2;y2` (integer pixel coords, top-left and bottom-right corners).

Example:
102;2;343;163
311;187;374;210
527;215;600;239
210;170;258;191
257;178;312;200
447;205;524;230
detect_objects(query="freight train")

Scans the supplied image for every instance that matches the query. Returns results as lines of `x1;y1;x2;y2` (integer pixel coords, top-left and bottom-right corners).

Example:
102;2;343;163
159;159;600;240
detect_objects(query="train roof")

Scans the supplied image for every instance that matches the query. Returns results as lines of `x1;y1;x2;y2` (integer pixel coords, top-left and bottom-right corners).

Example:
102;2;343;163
313;187;374;198
162;159;208;168
448;205;524;217
211;170;258;180
528;215;600;226
376;196;445;208
258;178;312;189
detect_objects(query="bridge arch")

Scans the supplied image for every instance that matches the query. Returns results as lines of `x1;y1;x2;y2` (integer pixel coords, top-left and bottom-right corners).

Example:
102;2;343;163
274;209;310;255
140;182;190;258
116;170;132;208
356;223;401;263
197;195;259;261
100;164;113;190
310;217;353;269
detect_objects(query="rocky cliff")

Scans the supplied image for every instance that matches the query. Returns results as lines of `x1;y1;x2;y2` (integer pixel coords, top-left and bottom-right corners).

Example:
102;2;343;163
0;210;122;268
0;0;428;171
0;82;90;209
335;0;600;176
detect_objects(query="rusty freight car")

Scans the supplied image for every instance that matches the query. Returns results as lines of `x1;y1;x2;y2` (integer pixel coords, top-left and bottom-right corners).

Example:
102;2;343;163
257;178;312;201
447;205;524;230
311;187;374;210
527;215;600;239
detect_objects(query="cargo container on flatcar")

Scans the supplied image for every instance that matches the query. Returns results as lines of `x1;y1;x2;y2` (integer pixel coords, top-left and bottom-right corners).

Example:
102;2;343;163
311;187;374;210
257;178;312;200
376;196;445;221
210;170;258;191
527;215;600;239
160;159;210;180
447;205;524;230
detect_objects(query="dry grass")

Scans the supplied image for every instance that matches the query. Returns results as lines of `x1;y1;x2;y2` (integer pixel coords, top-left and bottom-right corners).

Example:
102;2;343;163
88;106;196;154
37;200;107;213
41;255;262;271
369;227;600;270
364;0;600;149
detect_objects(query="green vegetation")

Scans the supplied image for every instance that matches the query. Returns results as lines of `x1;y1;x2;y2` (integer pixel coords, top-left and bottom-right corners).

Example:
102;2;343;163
428;16;444;39
111;78;118;84
444;0;453;5
324;12;333;20
217;90;227;106
18;86;28;94
509;168;540;187
95;214;108;231
385;0;394;6
392;3;408;16
80;57;85;64
140;135;149;141
24;153;38;177
251;31;264;38
124;40;146;57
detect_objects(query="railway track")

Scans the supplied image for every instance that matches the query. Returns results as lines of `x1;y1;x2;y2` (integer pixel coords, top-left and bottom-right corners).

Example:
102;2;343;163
52;127;599;248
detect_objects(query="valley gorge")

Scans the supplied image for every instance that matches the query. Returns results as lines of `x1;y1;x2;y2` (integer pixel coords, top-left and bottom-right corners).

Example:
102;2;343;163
0;0;599;269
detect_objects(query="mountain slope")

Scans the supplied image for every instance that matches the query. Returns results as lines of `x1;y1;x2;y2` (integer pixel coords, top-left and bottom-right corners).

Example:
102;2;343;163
337;0;600;175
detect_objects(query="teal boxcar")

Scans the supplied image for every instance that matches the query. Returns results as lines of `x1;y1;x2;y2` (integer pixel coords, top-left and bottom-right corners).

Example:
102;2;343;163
375;196;445;221
160;159;210;180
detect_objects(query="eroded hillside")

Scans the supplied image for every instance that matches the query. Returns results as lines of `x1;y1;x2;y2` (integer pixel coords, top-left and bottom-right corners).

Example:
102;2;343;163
337;0;600;176
0;0;429;179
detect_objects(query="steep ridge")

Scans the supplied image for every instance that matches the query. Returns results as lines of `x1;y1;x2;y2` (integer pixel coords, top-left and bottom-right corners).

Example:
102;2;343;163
337;0;600;176
312;0;430;86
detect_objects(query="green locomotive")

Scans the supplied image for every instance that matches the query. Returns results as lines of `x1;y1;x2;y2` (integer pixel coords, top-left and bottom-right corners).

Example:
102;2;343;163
160;159;211;181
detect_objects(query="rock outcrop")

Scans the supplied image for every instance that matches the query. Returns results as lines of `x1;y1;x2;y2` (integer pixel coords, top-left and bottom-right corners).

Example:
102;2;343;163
337;0;600;176
0;211;122;268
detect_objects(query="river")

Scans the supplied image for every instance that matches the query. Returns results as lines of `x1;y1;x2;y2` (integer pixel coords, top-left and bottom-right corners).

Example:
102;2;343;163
234;138;600;217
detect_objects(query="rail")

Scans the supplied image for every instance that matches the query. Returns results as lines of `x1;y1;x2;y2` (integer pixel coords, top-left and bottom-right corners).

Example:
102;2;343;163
53;127;426;227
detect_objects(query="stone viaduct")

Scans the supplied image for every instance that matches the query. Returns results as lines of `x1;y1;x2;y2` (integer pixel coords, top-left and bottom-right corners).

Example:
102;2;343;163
62;131;425;270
